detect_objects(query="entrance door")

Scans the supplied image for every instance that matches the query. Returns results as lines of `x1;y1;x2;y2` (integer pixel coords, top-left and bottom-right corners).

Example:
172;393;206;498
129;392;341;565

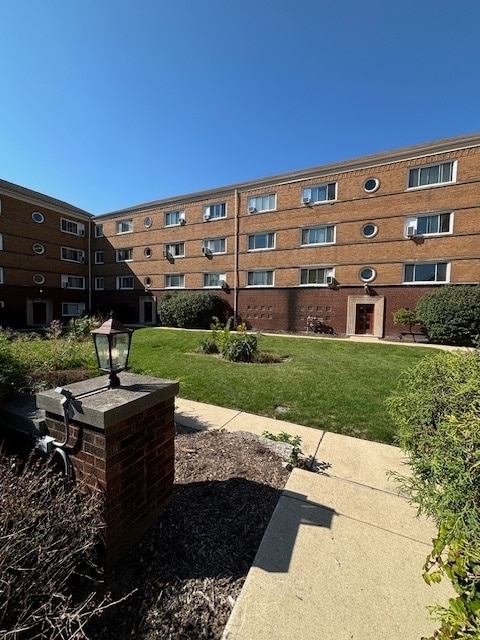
139;296;156;324
32;301;47;325
355;304;375;335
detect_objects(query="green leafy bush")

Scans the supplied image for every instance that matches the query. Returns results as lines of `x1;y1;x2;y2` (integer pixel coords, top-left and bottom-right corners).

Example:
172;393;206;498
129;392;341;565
387;350;480;639
392;308;419;333
0;334;26;403
158;292;227;329
415;285;480;346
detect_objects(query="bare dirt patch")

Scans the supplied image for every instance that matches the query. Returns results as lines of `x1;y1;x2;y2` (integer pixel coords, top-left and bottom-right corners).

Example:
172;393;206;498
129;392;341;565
94;428;290;640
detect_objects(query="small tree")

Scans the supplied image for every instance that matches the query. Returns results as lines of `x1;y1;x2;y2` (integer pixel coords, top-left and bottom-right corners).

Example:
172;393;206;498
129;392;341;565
158;292;228;329
415;285;480;346
392;308;419;334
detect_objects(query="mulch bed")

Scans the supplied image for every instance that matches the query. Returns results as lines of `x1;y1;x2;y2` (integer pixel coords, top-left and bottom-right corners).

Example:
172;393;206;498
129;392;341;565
94;428;291;640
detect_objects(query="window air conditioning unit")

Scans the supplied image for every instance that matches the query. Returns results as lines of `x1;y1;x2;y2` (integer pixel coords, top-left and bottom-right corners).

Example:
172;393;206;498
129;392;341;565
219;279;228;290
179;218;186;225
406;226;417;238
78;229;85;236
163;249;173;259
63;282;69;288
203;212;211;222
326;275;335;286
248;206;256;213
202;246;212;256
302;197;311;205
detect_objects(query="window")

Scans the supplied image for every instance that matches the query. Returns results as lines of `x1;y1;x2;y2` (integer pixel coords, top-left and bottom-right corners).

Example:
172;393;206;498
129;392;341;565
359;267;376;282
164;242;185;258
248;193;276;213
95;251;104;264
408;161;455;188
165;274;185;288
362;223;378;238
116;276;134;290
144;276;153;288
33;274;45;285
300;267;334;285
165;210;186;227
203;238;226;254
95;224;104;238
32;243;45;254
247;270;274;286
405;212;452;237
32;212;44;223
144;247;152;258
301;225;335;245
302;182;336;204
0;267;4;284
94;277;104;290
203;202;226;221
61;247;85;263
62;275;85;289
203;272;226;287
0;233;2;250
403;262;449;283
62;303;85;317
116;248;133;262
116;219;133;234
247;232;275;251
61;218;85;236
363;178;380;193
144;216;152;228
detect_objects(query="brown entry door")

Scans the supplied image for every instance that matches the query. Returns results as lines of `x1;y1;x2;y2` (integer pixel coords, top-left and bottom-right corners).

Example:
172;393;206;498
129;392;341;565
355;304;375;335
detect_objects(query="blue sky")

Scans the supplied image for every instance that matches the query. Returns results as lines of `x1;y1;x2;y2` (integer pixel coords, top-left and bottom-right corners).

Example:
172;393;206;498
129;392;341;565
0;1;478;215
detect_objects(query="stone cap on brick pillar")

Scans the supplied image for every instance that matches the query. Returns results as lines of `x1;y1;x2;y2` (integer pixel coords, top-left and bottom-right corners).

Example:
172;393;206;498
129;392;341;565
36;373;179;430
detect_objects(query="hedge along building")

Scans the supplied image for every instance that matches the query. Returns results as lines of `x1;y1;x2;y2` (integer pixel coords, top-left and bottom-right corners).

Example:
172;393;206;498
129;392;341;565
91;133;480;338
1;133;479;336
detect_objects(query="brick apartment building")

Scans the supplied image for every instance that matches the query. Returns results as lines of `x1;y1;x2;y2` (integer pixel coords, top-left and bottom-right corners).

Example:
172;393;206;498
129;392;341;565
1;133;479;338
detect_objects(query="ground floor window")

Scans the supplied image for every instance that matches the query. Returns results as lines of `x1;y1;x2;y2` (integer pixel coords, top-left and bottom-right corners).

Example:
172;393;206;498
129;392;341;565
165;274;185;288
247;270;274;286
62;303;86;317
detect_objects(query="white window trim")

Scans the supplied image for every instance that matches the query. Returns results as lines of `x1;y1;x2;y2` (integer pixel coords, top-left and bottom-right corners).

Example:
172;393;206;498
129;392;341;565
0;267;3;284
61;246;85;263
164;243;185;258
116;219;133;234
95;225;104;238
61;218;85;236
116;275;134;290
247;193;277;213
246;270;274;287
165;274;185;289
0;233;3;250
116;248;133;262
407;160;457;190
61;275;85;290
62;302;86;317
203;202;227;221
247;232;276;251
94;251;104;264
165;210;186;227
404;212;453;238
203;238;227;254
402;261;451;284
301;182;337;205
94;277;105;290
299;266;334;286
203;272;226;288
300;225;336;246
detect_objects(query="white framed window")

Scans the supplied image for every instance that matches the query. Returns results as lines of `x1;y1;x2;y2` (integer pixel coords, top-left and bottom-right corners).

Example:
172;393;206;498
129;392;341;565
203;238;226;254
94;277;104;290
116;219;133;234
95;224;104;238
0;267;3;284
144;276;153;288
361;223;378;238
359;267;377;283
144;216;152;228
248;193;276;213
116;275;134;290
247;232;275;251
203;272;226;288
61;275;85;289
33;243;45;254
300;267;334;285
32;212;44;223
301;182;336;204
0;233;3;250
301;225;335;245
62;302;86;317
144;247;152;258
33;274;45;285
403;262;449;284
408;161;456;189
61;218;85;236
165;210;186;227
61;247;85;263
363;178;380;193
95;251;104;264
164;242;185;258
203;202;226;221
116;248;133;262
165;274;185;288
404;212;453;237
247;270;274;287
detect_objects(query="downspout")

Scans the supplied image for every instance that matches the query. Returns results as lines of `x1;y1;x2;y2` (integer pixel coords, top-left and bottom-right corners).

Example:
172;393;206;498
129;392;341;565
88;218;92;312
233;189;240;326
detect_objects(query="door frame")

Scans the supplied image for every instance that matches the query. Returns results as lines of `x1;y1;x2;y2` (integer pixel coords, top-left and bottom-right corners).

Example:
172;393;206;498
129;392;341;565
139;295;156;325
346;295;385;338
26;298;53;327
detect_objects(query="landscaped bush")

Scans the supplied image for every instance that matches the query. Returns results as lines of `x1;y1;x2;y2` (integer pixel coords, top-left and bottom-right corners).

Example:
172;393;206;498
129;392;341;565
0;452;107;639
158;292;228;329
0;334;27;403
387;350;480;639
415;285;480;346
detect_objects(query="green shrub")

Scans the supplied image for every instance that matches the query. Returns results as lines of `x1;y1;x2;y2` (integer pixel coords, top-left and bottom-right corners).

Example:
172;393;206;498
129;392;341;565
387;350;480;638
392;308;419;333
223;332;258;362
158;292;227;329
415;285;480;346
0;335;26;404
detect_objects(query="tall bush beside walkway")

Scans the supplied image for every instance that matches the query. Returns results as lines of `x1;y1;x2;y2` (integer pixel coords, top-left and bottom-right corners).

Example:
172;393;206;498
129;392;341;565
387;350;480;639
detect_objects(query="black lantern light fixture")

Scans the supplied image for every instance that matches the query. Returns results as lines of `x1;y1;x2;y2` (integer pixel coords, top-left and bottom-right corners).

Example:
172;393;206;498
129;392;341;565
91;315;133;388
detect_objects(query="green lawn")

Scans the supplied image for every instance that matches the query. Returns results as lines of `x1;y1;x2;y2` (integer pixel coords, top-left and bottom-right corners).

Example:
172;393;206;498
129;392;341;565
129;328;437;444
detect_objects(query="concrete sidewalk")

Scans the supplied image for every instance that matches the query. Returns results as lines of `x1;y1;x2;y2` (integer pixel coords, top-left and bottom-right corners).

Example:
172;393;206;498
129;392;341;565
175;398;452;640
